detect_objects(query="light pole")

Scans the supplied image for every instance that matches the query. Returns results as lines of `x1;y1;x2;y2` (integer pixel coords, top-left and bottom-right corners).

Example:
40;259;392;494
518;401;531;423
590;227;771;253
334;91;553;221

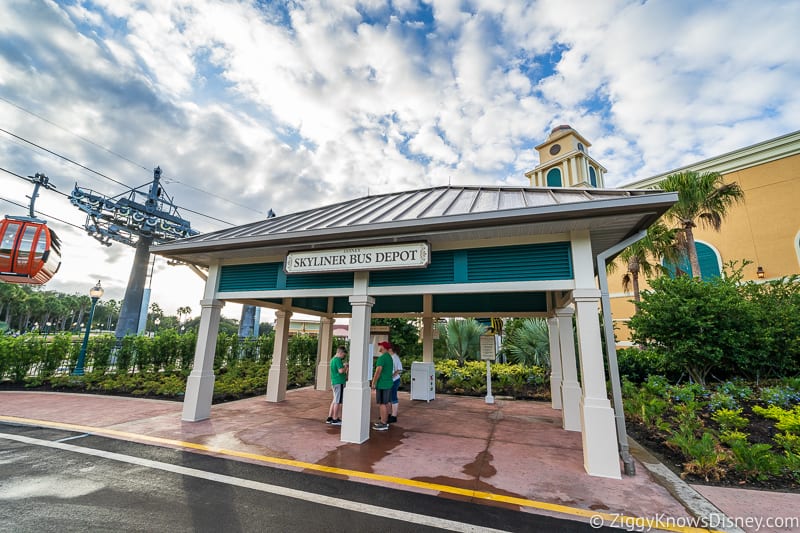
73;280;104;376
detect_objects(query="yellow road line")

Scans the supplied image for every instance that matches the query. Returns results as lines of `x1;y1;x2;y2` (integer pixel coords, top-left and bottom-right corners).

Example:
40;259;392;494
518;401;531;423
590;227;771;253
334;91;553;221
0;414;718;533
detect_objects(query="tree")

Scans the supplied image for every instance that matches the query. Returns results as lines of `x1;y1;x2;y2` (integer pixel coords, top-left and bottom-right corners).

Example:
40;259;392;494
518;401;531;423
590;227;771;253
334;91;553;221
501;318;550;367
438;318;486;366
372;318;421;358
607;222;681;305
659;171;744;278
176;306;192;324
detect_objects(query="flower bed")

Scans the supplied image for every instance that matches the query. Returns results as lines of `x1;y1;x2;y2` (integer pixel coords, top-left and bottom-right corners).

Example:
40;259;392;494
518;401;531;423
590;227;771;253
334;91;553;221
624;376;800;491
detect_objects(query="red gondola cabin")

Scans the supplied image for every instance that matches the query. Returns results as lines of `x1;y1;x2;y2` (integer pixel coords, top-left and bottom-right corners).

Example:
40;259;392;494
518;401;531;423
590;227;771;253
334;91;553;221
0;217;62;285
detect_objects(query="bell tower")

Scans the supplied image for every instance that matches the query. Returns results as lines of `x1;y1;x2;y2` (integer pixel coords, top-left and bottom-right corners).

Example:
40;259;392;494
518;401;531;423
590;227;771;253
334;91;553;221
525;125;606;188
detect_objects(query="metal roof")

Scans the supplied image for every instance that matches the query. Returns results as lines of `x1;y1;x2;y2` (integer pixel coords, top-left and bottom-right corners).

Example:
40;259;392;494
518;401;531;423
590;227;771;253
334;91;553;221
152;185;678;267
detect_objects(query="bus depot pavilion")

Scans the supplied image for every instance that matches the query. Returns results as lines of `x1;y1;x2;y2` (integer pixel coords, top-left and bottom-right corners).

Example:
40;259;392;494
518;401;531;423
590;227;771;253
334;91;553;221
153;180;677;479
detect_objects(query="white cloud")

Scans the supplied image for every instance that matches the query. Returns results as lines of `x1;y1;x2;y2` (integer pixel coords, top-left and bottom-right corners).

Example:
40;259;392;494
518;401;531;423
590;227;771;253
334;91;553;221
0;0;797;316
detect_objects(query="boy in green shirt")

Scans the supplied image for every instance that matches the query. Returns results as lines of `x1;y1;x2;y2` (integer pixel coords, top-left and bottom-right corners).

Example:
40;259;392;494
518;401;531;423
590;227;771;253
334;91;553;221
326;346;348;425
371;341;394;431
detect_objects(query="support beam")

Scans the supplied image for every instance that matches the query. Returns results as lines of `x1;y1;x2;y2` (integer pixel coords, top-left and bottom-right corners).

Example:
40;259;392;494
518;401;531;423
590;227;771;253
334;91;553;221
556;306;581;431
341;291;375;443
266;307;293;402
546;316;562;410
571;230;621;478
182;299;224;421
422;294;434;363
315;316;334;391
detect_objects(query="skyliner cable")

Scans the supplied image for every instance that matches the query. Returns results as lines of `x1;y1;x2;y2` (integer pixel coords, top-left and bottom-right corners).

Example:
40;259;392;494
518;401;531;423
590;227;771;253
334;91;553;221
0;97;268;218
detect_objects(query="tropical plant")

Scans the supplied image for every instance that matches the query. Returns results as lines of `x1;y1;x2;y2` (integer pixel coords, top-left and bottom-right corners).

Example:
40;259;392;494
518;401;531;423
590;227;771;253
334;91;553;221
438;318;486;366
607;222;680;305
501;318;550;368
658;170;744;278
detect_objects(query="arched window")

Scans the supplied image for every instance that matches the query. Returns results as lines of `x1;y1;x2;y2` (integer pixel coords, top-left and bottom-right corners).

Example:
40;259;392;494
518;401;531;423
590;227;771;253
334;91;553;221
546;168;562;187
589;166;597;187
663;242;722;280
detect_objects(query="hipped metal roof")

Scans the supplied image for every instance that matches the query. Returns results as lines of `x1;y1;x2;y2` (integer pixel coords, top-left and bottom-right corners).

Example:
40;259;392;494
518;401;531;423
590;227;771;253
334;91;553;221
153;185;678;267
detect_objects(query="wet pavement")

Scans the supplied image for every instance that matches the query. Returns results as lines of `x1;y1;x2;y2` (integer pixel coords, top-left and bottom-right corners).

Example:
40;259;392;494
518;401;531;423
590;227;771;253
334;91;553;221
1;388;798;532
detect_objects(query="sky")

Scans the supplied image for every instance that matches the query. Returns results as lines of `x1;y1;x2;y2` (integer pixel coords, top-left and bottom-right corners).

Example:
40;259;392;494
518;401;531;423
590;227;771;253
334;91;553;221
1;0;798;321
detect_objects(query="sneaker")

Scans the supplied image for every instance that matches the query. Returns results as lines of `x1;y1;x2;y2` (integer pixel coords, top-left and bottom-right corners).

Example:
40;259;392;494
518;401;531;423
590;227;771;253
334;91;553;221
387;415;397;423
325;417;333;424
331;419;342;426
373;423;389;431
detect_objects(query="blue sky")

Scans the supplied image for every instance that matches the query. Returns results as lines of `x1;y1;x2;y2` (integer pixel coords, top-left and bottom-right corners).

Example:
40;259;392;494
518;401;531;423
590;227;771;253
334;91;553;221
1;0;798;316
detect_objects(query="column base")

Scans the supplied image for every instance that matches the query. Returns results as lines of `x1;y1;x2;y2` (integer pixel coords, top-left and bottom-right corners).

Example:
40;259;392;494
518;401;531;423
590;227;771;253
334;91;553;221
316;361;331;391
580;398;622;479
550;372;563;410
182;372;215;421
341;382;372;444
561;381;582;431
265;363;288;403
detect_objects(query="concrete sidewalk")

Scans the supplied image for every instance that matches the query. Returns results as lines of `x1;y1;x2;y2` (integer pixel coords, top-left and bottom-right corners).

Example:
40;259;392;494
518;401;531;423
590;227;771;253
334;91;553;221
1;389;798;532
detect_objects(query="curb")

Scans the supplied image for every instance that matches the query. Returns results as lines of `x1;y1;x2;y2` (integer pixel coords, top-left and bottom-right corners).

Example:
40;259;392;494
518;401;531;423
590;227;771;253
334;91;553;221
627;437;745;533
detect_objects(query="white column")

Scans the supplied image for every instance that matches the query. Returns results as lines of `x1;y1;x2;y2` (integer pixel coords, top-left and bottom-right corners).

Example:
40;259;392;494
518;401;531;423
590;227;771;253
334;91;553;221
342;295;375;443
569;157;578;186
546;316;562;410
574;289;621;479
182;299;224;421
315;317;334;391
557;306;581;431
422;294;434;363
266;308;293;402
571;228;621;478
342;272;373;443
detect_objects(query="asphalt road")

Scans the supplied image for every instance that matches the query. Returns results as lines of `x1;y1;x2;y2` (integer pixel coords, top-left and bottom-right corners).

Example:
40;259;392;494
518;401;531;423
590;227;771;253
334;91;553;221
0;423;615;532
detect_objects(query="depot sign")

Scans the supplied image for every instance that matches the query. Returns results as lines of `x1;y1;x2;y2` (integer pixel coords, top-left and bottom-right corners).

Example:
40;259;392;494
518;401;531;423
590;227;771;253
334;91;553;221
285;242;430;274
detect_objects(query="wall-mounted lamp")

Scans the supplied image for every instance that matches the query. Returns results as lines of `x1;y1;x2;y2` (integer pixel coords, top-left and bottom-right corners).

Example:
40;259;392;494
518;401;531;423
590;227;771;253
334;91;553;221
756;266;765;279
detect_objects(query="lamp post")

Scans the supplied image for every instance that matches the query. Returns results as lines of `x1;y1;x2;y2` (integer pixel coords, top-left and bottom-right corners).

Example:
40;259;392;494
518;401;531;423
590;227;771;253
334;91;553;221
73;280;104;376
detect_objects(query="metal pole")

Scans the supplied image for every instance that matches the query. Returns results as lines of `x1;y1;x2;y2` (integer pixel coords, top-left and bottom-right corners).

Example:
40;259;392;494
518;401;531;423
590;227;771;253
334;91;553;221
485;360;495;404
73;296;99;376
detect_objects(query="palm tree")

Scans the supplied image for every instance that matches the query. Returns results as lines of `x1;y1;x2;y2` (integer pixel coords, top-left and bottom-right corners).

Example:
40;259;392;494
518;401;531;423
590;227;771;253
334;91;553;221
659;171;744;278
502;318;550;368
438;318;486;366
176;306;192;324
607;222;680;305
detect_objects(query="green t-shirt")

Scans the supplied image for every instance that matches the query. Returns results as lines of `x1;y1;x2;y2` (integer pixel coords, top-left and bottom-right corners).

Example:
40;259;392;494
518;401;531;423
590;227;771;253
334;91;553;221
375;352;394;389
330;356;346;385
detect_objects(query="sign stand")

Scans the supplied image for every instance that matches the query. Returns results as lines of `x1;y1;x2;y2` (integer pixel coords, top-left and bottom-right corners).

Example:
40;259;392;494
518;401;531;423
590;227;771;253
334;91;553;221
479;334;496;404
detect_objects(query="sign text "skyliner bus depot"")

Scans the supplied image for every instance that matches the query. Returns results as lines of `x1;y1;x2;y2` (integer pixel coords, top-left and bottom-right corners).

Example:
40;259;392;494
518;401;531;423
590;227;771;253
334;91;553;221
285;242;430;274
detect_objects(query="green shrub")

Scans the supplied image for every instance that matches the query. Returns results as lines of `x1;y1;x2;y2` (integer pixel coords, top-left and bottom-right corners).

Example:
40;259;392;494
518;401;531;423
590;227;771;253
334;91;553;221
759;385;800;408
711;408;749;432
752;405;800;434
707;391;737;411
667;430;727;482
728;440;780;481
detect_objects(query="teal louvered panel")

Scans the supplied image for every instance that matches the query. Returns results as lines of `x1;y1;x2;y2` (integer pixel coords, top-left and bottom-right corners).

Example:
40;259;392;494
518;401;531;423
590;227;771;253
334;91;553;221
370;250;455;286
291;297;330;313
333;297;351;314
372;295;424;314
219;263;280;292
466;242;572;282
285;271;354;289
433;292;548;313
